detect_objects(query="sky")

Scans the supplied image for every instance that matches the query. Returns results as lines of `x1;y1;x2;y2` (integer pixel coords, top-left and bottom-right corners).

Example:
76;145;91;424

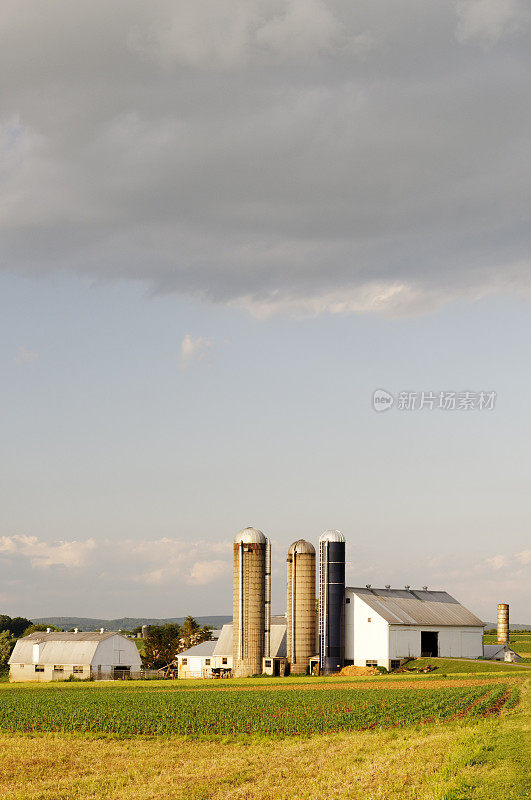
1;0;530;622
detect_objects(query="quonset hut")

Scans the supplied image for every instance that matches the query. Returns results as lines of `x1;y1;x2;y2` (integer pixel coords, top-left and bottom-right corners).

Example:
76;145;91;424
9;631;142;682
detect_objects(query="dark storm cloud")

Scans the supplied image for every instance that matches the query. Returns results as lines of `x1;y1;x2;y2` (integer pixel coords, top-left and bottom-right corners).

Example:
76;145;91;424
1;0;530;316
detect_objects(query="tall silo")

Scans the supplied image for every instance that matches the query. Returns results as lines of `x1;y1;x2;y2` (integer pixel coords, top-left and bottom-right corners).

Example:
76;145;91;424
497;603;509;644
319;530;345;675
287;540;316;675
232;527;269;677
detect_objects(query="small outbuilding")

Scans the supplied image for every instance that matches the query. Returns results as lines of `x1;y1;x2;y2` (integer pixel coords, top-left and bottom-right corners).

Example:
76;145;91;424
345;587;485;670
483;643;521;662
177;617;287;678
9;631;142;682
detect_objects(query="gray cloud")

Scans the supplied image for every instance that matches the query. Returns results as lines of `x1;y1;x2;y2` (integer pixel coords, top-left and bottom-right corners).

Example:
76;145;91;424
1;1;530;316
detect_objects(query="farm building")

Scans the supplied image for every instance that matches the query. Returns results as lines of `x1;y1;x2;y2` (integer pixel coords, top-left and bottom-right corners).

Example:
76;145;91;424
345;587;485;670
483;643;521;662
177;617;288;678
9;631;142;682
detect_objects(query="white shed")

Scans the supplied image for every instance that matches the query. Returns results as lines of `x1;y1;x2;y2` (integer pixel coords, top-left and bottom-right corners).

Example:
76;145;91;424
9;631;142;682
345;587;484;670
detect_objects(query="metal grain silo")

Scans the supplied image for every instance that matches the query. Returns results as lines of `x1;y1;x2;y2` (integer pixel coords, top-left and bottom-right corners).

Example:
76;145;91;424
232;527;269;677
287;540;316;675
319;530;345;675
497;603;509;643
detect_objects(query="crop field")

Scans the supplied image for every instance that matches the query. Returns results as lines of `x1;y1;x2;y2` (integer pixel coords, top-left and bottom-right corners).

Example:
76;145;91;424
0;679;519;738
0;673;528;800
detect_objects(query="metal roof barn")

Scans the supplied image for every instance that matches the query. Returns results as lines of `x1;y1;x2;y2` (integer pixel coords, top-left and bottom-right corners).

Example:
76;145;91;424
9;631;142;682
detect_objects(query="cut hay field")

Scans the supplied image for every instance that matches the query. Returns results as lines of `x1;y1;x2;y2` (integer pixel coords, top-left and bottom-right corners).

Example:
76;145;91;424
0;672;528;800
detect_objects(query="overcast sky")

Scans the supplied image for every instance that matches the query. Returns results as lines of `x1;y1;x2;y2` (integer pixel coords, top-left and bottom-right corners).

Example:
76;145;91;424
1;1;530;622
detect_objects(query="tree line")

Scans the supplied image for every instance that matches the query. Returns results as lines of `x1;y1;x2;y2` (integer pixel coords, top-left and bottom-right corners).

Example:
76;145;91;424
139;616;212;669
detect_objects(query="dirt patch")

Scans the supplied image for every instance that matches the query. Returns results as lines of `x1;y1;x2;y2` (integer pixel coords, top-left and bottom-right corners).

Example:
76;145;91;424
337;666;380;677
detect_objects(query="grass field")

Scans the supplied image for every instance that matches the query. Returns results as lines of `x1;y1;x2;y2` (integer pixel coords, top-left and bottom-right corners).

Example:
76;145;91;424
0;667;529;799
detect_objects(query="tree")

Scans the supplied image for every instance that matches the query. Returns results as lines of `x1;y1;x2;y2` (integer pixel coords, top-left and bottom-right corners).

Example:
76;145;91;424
22;624;56;636
0;615;12;633
142;624;182;669
178;616;212;653
8;617;32;637
0;631;15;669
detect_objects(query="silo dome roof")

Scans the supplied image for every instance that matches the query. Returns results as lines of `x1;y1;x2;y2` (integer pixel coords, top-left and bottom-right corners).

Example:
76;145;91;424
288;539;315;555
234;527;267;544
319;529;345;543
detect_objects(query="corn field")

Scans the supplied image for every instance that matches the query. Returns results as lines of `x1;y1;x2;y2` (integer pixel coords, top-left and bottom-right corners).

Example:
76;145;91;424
0;682;516;738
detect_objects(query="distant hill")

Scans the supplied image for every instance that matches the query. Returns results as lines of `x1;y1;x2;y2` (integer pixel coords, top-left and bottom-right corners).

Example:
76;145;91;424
31;615;233;631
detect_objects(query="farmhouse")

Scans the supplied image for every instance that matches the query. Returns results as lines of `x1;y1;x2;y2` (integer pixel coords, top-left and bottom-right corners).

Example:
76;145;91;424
9;631;142;682
177;617;288;678
345;587;485;670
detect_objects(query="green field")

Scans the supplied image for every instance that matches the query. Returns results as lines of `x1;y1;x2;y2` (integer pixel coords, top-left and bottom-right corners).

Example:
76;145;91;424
0;680;515;737
0;669;528;799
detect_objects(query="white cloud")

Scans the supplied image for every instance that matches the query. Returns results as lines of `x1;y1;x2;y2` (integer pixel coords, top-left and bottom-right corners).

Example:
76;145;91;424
180;333;214;368
13;346;39;365
484;554;509;570
187;559;229;585
515;549;531;566
455;0;529;44
129;0;345;70
0;535;96;569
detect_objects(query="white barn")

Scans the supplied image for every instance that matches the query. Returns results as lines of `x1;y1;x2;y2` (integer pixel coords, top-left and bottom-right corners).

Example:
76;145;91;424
345;587;484;670
9;631;142;682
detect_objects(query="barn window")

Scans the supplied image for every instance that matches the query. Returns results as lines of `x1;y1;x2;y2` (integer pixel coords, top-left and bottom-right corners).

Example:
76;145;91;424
345;598;350;604
366;660;378;667
367;617;372;622
205;659;211;665
73;666;84;674
265;660;272;667
34;665;44;672
182;658;187;665
53;665;64;672
222;657;228;665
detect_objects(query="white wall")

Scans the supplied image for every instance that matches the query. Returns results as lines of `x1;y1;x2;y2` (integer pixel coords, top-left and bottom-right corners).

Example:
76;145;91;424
345;593;389;667
92;636;142;670
389;626;484;660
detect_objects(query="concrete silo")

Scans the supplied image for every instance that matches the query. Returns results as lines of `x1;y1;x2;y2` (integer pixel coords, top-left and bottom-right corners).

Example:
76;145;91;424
319;530;345;675
497;603;509;644
287;540;316;675
232;527;270;677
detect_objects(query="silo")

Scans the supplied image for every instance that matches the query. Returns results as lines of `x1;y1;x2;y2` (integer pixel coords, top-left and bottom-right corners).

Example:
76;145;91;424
233;527;269;677
287;540;316;675
497;603;509;644
319;530;345;675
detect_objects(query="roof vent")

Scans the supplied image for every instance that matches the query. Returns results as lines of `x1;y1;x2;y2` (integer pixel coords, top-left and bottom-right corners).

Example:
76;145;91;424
385;585;391;590
74;627;78;633
365;584;371;589
100;627;104;634
404;585;410;590
46;627;51;633
422;585;428;591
